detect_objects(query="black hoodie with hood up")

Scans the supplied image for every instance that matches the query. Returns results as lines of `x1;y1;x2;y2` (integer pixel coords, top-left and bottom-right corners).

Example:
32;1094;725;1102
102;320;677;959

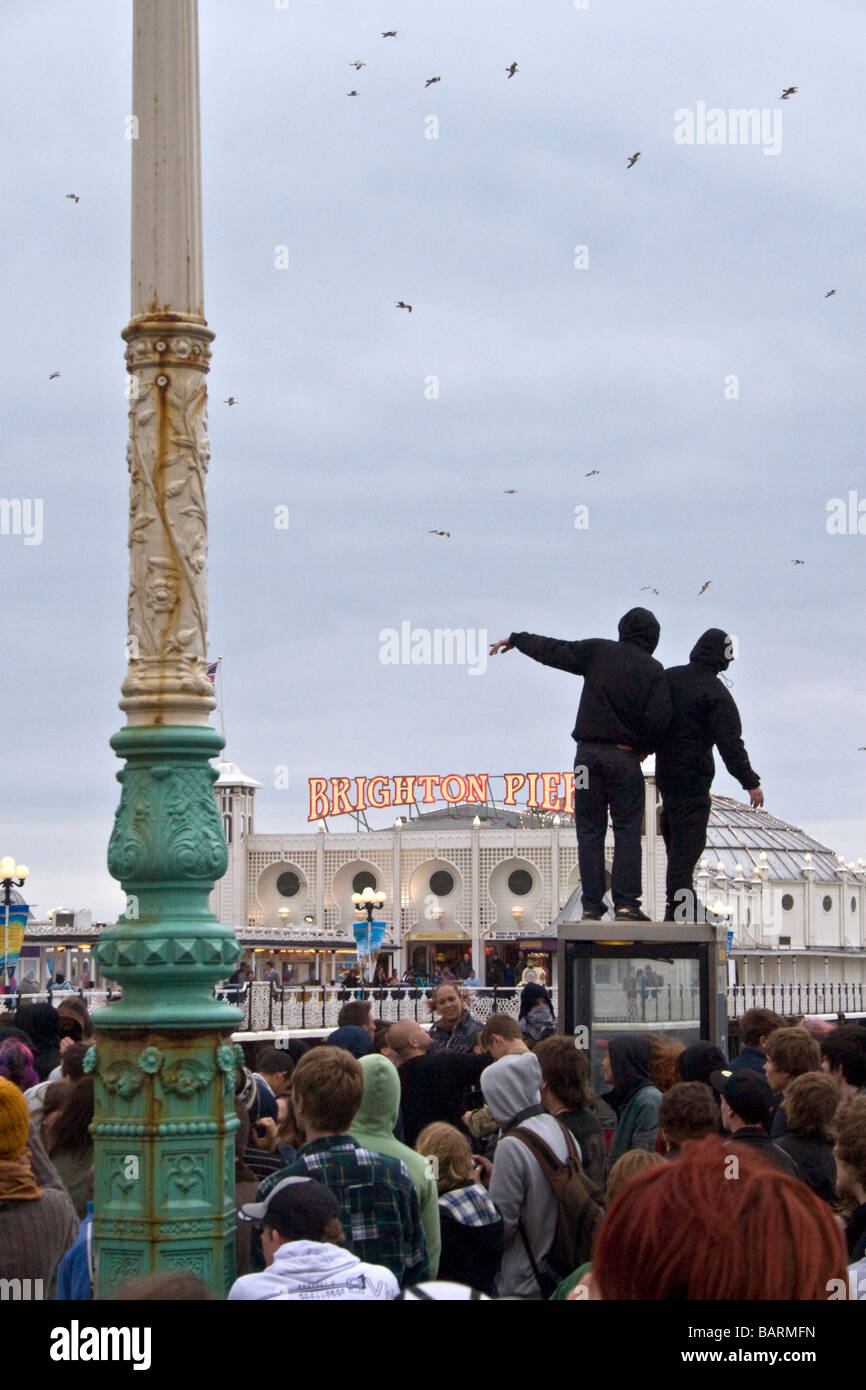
655;629;760;792
509;608;671;751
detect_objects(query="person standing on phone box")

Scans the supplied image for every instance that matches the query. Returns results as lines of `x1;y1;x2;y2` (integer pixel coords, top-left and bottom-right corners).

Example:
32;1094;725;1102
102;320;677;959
491;608;671;922
654;629;763;923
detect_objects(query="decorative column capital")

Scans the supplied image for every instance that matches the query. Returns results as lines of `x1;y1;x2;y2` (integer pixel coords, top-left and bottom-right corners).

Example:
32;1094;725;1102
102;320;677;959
121;319;216;726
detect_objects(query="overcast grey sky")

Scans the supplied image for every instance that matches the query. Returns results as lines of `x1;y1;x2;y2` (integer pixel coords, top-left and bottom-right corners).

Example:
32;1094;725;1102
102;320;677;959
1;0;863;921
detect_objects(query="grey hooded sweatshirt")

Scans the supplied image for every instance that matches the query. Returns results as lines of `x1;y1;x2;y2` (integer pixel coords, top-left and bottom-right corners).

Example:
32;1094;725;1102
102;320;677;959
482;1052;579;1299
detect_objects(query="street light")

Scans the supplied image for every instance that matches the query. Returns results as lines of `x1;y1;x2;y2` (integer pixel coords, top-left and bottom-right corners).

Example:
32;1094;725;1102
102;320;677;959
278;906;291;925
352;886;386;982
1;857;30;992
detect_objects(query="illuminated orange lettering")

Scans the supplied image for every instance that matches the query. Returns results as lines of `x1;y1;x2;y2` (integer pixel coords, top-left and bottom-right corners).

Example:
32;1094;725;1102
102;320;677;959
367;776;390;808
331;778;354;815
308;778;330;821
527;773;539;808
355;776;368;811
393;776;416;804
441;774;468;803
465;773;489;803
504;774;526;805
415;775;440;803
563;772;575;813
540;773;562;811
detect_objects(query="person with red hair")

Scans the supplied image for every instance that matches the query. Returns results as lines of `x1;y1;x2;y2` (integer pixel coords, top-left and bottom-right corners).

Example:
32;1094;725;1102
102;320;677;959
571;1135;847;1300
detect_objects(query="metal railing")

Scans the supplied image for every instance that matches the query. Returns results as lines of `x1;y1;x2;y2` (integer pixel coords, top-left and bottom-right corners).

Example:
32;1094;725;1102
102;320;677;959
217;982;524;1034
596;985;702;1026
3;980;864;1033
727;981;865;1019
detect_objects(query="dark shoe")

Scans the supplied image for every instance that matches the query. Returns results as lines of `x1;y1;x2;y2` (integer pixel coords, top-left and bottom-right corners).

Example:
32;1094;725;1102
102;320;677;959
581;910;604;921
614;907;651;922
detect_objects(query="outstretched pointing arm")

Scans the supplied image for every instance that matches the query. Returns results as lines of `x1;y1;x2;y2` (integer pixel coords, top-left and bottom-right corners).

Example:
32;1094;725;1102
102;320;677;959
495;631;592;675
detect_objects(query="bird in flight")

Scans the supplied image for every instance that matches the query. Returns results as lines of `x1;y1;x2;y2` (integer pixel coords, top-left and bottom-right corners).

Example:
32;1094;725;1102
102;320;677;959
506;62;518;79
780;87;797;100
825;289;836;298
425;76;441;88
49;372;60;380
859;747;866;752
347;90;358;97
66;193;80;203
699;580;711;595
626;153;641;168
640;585;660;596
429;529;450;537
349;61;366;70
395;301;412;313
382;31;397;38
504;489;517;494
792;559;805;565
224;397;238;406
586;469;599;477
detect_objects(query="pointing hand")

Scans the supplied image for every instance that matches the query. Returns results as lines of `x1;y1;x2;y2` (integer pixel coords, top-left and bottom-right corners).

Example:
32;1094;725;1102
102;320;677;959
489;638;514;656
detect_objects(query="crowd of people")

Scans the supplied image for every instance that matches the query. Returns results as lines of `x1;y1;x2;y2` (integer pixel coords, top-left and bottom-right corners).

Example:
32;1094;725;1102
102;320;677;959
2;986;865;1302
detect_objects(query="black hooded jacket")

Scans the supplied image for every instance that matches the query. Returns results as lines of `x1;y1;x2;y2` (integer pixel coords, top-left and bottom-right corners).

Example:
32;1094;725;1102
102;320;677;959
15;1002;61;1080
655;629;760;791
509;608;671;751
604;1034;656;1113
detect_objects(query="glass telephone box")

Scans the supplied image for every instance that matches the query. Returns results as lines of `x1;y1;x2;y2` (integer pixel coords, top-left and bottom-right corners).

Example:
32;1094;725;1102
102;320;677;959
557;922;729;1109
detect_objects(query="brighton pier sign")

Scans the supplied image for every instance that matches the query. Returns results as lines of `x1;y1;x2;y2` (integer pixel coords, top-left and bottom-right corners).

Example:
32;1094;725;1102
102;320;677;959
308;771;587;821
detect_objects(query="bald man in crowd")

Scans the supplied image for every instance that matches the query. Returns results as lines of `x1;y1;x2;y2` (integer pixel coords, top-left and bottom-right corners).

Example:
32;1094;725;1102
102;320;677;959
386;1020;490;1146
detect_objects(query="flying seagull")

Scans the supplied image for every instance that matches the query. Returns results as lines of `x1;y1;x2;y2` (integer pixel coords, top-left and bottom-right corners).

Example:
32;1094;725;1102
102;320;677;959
506;62;518;79
49;372;60;380
859;748;866;752
347;90;358;97
780;87;797;100
640;586;660;596
224;397;238;406
586;469;599;477
395;301;412;313
626;153;641;168
429;529;450;537
425;77;441;88
825;289;836;298
349;61;366;70
66;193;80;203
699;580;711;595
382;31;397;38
504;489;517;494
792;559;805;565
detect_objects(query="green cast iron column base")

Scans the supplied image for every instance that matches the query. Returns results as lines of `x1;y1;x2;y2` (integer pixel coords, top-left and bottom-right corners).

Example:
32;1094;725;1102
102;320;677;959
92;724;244;1293
87;1028;242;1297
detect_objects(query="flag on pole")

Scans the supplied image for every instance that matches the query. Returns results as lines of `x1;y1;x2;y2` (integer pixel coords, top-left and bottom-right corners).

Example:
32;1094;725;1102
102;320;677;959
206;660;220;683
1;906;28;972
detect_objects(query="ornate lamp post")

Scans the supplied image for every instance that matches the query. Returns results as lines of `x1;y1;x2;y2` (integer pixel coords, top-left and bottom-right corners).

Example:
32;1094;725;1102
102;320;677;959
90;0;242;1296
0;857;29;992
352;887;386;981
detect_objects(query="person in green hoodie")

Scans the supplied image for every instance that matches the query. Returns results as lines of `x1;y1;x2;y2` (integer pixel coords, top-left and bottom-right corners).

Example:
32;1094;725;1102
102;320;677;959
350;1054;441;1279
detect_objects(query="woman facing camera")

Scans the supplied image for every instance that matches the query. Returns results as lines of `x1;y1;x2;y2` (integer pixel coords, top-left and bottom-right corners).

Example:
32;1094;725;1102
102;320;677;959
427;984;483;1054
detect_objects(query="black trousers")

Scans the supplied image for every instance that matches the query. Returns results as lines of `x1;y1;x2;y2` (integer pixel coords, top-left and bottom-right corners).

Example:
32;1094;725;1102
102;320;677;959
573;742;645;913
658;781;712;922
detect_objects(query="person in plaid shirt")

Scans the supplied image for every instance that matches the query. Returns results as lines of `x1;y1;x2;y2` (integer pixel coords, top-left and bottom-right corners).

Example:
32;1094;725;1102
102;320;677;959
257;1047;427;1288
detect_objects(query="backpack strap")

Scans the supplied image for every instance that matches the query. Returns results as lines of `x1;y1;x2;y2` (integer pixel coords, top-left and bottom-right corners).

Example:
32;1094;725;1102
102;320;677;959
517;1215;549;1296
511;1121;581;1175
